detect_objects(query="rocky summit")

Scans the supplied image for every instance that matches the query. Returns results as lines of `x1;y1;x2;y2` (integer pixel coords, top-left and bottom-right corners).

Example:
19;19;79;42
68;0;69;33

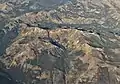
0;0;120;84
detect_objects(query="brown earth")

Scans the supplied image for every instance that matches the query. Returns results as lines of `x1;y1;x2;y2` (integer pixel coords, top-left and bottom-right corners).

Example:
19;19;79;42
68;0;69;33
0;0;120;84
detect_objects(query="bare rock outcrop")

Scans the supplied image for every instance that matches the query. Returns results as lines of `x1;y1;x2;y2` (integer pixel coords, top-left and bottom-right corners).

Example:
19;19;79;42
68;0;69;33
0;0;120;84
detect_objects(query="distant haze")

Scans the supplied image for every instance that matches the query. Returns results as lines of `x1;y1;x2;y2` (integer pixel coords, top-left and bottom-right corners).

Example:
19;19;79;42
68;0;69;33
39;0;69;7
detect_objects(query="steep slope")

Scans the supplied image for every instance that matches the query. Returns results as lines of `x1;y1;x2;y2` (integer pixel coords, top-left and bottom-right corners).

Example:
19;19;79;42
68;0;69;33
0;0;120;84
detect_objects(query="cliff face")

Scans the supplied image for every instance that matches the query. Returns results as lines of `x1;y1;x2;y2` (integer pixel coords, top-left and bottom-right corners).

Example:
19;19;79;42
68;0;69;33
0;0;120;84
